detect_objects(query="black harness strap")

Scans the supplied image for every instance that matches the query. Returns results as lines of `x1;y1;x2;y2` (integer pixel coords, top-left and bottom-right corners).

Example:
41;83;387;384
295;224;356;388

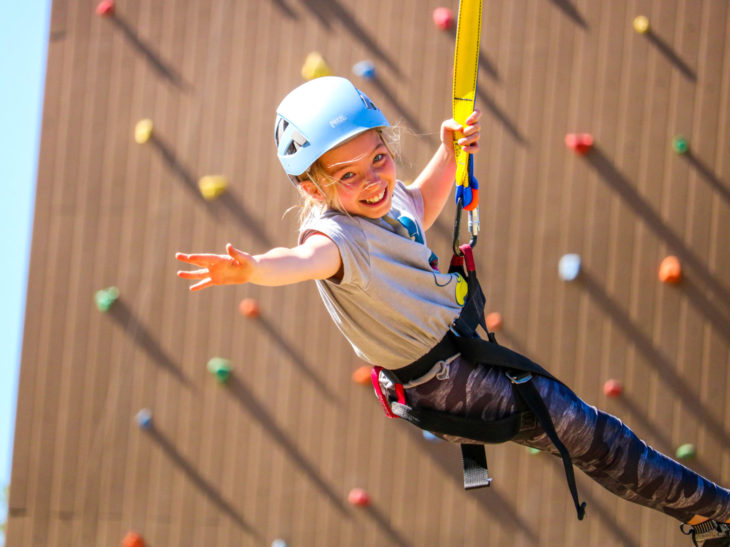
507;374;587;520
390;397;537;444
461;444;492;489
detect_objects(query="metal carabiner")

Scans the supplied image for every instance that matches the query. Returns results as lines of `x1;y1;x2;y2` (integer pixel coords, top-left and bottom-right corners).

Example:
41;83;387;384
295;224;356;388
452;198;479;256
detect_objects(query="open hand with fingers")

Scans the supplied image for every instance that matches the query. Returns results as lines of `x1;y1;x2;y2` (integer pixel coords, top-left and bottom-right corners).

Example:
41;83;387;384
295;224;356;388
176;243;255;291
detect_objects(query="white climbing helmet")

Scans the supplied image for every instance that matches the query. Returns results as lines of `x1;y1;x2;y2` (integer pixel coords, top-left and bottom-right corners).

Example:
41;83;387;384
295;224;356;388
274;76;390;183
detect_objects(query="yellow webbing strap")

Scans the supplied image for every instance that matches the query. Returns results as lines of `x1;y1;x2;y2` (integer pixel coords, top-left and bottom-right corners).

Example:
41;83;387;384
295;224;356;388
452;0;482;211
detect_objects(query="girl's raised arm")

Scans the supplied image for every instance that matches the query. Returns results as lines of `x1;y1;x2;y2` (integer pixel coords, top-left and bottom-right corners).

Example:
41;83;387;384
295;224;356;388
176;234;341;291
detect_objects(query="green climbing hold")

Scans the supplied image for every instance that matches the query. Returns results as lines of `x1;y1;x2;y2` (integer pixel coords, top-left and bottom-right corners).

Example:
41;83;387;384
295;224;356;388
527;447;541;456
672;135;689;155
676;443;696;460
95;286;119;311
207;357;232;383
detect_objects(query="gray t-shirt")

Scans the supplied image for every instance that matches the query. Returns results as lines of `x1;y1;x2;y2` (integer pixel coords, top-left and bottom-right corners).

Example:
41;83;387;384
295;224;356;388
300;180;467;368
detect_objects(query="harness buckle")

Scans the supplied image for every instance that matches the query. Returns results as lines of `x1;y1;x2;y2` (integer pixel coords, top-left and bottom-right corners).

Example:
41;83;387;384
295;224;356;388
506;371;533;384
371;366;406;419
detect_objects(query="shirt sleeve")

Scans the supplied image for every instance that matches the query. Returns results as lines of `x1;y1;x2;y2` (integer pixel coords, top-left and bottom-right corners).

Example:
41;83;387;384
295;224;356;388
299;214;371;288
396;180;426;228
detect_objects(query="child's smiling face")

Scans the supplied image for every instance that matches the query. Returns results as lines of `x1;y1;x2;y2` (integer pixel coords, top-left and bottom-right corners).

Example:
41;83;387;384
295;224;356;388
316;130;396;219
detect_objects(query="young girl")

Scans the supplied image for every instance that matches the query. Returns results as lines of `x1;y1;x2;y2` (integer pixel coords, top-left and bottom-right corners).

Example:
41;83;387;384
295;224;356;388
177;76;730;546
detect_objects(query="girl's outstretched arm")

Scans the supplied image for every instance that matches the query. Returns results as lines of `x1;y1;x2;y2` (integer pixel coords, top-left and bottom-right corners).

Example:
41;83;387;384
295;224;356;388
412;110;481;230
176;234;341;291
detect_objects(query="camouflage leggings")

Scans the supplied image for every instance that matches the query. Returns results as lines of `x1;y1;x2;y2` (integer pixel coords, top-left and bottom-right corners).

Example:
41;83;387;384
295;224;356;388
401;354;730;523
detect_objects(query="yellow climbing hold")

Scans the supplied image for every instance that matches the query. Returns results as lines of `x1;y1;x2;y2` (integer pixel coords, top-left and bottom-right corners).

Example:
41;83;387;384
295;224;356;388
301;52;332;81
134;119;154;144
633;15;650;34
198;175;228;200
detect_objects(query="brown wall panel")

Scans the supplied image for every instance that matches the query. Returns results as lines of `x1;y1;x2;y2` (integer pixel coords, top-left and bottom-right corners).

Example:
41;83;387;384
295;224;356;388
8;0;729;545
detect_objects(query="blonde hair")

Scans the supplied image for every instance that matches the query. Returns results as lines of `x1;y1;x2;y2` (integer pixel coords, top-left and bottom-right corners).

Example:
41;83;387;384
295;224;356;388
291;127;400;226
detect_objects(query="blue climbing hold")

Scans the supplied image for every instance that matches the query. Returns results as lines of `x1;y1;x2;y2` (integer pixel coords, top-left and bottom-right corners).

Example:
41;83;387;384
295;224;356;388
559;254;582;281
423;431;443;442
135;409;153;429
353;60;376;80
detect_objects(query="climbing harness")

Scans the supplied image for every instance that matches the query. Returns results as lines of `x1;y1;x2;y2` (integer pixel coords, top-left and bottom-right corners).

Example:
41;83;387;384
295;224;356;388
371;0;587;521
372;244;587;520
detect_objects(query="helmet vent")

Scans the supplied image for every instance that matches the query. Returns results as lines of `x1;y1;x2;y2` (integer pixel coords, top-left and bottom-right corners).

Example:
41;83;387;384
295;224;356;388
275;118;288;146
276;118;308;156
359;92;377;111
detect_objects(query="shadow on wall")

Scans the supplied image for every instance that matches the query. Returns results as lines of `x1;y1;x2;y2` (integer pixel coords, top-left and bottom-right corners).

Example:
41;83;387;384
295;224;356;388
476;85;528;146
543;454;640;547
585;146;730;320
295;0;402;77
109;297;193;388
226;374;351;517
684;150;730;207
644;30;697;81
397;422;541;545
227;375;415;545
547;0;588;29
145;424;264;541
148;132;276;249
270;0;299;20
106;12;192;91
362;76;431;142
254;312;341;403
579;268;730;450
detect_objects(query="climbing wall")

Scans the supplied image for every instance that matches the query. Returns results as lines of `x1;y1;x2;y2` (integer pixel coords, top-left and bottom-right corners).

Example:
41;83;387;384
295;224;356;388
7;0;730;546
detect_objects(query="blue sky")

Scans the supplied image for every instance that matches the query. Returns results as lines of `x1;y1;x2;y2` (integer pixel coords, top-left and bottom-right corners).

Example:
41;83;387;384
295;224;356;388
0;0;51;531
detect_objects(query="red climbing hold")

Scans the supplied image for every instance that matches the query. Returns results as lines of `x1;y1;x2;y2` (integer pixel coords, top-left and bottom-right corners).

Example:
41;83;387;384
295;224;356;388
121;531;144;547
433;7;454;30
659;256;682;284
603;379;623;398
96;0;115;16
348;487;371;507
565;133;594;155
239;298;260;318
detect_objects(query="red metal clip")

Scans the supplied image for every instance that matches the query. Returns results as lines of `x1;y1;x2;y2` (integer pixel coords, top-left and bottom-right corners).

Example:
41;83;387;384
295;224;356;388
371;366;406;419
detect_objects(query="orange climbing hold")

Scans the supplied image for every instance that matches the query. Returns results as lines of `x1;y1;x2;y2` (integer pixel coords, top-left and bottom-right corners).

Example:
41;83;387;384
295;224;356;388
352;365;372;385
96;0;115;16
121;531;144;547
348;487;370;507
565;133;594;155
486;312;502;332
239;298;260;318
659;255;682;284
